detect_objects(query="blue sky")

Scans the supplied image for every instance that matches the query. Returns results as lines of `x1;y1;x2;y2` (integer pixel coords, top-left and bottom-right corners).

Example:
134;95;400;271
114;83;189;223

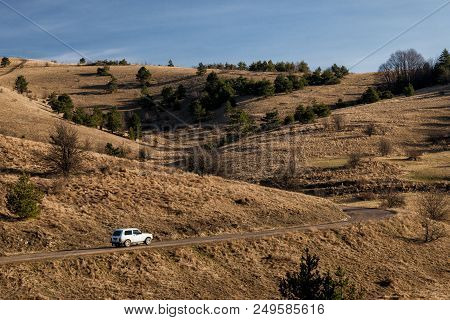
0;0;448;71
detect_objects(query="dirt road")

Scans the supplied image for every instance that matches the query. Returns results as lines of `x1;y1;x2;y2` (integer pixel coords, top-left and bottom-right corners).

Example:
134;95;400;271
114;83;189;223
0;207;393;265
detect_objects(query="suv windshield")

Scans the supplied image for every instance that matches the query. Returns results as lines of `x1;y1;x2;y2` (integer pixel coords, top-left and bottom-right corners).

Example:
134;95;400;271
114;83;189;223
112;230;122;236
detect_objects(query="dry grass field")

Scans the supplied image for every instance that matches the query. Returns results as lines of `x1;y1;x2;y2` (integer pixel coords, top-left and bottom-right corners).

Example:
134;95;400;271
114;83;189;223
0;207;448;299
0;58;448;300
0;134;344;256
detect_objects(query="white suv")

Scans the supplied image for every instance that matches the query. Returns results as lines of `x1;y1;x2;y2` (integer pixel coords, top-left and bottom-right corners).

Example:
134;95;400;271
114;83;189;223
111;228;153;247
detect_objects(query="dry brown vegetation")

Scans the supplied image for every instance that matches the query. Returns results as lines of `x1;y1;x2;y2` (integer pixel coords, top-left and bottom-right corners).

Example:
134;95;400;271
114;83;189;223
0;58;449;300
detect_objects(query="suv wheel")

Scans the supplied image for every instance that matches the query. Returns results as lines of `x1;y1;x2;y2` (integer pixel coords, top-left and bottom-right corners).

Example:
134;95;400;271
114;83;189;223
124;240;131;247
144;237;152;245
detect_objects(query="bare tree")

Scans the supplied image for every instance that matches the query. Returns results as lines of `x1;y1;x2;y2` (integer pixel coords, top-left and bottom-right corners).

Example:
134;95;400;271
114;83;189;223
379;49;426;88
417;192;447;242
46;122;84;175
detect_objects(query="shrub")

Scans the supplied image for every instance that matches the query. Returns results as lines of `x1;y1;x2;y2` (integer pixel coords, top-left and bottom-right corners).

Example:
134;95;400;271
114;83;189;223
294;105;315;124
168;59;174;67
1;57;11;67
185;146;223;176
260;110;281;131
48;93;74;114
176;84;186;99
311;102;330;118
360;87;380;104
79;58;86;65
404;83;415;96
127;112;142;141
227;107;256;134
136;66;151;84
89;107;104;128
45;123;84;176
332;114;346;131
138;147;152;160
364;123;376;136
105;143;126;157
405;148;422;161
380;192;405;208
190;100;208;123
105;107;122;133
347;152;363;168
6;175;43;219
378;138;393;156
14;75;28;94
274;75;293;93
380;90;394;99
284;114;295;125
97;66;110;76
196;63;207;76
417;192;448;221
279;248;357;300
106;76;118;93
72;108;91;125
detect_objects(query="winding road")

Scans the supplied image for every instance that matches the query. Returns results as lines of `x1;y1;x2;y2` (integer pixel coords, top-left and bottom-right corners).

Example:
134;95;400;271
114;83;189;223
0;207;393;266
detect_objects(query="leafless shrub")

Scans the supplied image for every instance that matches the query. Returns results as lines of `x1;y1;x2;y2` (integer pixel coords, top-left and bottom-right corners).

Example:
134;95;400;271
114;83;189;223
333;114;346;131
420;217;445;242
45;123;84;176
347;152;363;168
380;192;405;208
364;123;377;136
405;148;422;161
378;138;393;156
138;147;152;161
417;192;448;221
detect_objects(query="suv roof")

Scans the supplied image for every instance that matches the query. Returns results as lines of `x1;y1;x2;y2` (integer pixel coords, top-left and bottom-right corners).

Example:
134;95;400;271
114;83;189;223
114;228;140;231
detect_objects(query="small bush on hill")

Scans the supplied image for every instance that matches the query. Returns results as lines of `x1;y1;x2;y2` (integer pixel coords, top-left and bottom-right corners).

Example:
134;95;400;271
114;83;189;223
378;138;393;156
97;66;110;76
284;114;295;125
279;248;357;300
364;123;377;136
105;143;126;157
347;152;363;168
14;75;28;94
105;107;123;133
48;93;74;115
6;174;43;219
294;105;315;124
404;83;415;96
380;192;405;208
361;87;380;104
260;110;281;131
106;76;118;93
1;57;11;67
79;58;86;65
46;123;84;176
136;66;151;84
196;63;207;76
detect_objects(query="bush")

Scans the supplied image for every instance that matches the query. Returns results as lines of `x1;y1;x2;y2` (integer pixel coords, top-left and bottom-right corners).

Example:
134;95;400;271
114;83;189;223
196;63;207;76
274;75;293;93
127;112;142;141
361;87;380;104
72;108;91;125
417;192;448;221
136;66;151;84
105;143;126;157
106;76;118;93
45;123;84;176
79;58;86;65
260;110;281;131
380;90;394;99
279;248;357;300
89;107;104;128
97;66;110;76
404;83;415;96
347;152;363;168
14;75;28;94
6;175;43;219
191;100;208;123
311;102;330;118
284;114;295;125
185;146;223;176
364;123;376;136
105;107;122;133
1;57;11;67
378;138;393;156
48;93;74;114
294;105;315;124
168;59;174;67
332;114;346;131
380;192;405;208
405;148;422;161
138;147;152;160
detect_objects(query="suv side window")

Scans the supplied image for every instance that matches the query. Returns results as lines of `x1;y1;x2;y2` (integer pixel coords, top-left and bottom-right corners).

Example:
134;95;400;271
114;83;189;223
124;230;132;236
133;230;142;235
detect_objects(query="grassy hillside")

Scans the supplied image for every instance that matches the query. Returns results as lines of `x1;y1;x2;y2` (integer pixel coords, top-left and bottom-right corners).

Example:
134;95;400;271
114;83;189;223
0;206;448;299
0;134;344;255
